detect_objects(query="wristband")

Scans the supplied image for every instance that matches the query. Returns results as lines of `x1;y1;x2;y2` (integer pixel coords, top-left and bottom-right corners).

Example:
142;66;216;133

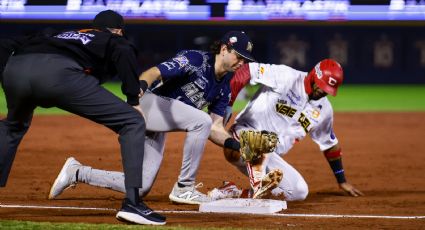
328;158;347;183
139;80;148;93
324;148;342;159
224;138;241;151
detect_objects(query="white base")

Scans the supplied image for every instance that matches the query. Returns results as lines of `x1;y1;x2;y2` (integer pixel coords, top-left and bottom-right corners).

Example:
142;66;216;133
199;198;287;214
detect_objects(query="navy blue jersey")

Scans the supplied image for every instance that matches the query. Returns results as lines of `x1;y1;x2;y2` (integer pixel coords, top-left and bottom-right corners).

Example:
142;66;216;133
154;50;232;117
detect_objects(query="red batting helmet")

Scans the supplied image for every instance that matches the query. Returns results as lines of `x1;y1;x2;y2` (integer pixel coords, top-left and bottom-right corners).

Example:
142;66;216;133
307;59;343;96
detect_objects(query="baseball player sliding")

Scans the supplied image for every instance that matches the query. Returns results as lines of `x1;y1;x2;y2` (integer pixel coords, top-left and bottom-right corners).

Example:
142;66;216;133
210;59;364;201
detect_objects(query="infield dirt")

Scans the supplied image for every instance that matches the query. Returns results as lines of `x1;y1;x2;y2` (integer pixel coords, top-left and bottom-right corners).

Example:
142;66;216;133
0;113;424;229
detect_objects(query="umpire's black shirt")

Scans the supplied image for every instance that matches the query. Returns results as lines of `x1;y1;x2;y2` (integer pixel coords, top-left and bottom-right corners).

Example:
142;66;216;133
17;29;141;105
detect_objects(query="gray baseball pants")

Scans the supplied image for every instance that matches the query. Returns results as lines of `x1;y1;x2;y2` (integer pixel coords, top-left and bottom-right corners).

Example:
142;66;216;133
77;91;212;196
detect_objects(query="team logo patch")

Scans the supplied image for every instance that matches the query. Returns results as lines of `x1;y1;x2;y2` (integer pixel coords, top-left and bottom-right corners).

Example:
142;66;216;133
328;77;338;86
247;42;253;52
229;36;238;44
260;66;265;75
312;109;320;118
173;56;189;68
315;63;323;79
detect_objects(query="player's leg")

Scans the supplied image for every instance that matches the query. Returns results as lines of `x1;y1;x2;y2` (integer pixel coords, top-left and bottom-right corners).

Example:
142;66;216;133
49;131;166;198
222;124;305;200
0;55;36;186
50;92;177;198
90;132;165;196
29;54;164;224
266;153;309;201
140;92;213;204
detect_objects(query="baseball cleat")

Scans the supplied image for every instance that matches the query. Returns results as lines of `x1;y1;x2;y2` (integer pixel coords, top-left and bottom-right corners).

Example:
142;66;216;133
116;198;166;225
253;169;283;199
208;181;242;200
48;157;81;199
169;182;211;205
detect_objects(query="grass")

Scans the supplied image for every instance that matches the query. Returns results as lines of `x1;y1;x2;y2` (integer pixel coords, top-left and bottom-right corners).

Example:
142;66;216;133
0;220;159;229
0;83;125;115
231;84;425;112
327;85;425;112
0;220;242;229
1;83;425;116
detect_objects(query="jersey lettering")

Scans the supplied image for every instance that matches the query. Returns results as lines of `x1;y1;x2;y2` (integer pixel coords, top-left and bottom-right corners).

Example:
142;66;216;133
161;61;177;70
55;31;94;45
298;113;311;133
193;92;208;109
194;78;206;89
181;83;198;97
181;83;208;109
276;103;297;118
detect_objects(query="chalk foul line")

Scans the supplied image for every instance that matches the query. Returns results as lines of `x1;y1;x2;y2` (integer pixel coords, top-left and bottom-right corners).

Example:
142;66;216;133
0;203;424;220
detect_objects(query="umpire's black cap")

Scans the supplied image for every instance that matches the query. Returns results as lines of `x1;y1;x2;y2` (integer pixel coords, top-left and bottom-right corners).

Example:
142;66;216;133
92;10;124;30
221;31;255;62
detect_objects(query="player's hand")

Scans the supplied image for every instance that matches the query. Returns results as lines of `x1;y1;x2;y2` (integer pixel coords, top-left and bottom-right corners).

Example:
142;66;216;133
138;88;145;98
133;105;145;118
338;182;364;197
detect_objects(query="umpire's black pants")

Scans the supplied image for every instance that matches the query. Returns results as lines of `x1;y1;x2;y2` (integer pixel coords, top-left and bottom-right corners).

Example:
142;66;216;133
0;53;145;189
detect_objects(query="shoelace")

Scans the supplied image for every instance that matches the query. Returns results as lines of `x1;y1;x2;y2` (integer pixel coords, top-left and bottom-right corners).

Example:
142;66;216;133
194;182;203;189
191;182;209;198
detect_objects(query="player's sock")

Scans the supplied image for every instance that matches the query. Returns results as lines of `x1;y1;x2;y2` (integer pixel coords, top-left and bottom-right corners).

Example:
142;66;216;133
177;182;186;188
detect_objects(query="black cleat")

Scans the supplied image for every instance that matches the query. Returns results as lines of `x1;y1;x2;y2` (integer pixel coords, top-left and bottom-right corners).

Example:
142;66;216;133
116;198;166;225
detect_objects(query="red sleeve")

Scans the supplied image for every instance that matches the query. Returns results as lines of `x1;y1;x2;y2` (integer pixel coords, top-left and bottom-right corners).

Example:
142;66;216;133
229;64;251;106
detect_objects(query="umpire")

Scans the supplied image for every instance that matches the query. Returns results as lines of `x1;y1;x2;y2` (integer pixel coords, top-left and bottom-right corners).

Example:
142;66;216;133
0;10;165;225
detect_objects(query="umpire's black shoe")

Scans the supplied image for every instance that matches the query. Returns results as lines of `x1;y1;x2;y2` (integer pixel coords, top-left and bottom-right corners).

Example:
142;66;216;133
116;198;166;225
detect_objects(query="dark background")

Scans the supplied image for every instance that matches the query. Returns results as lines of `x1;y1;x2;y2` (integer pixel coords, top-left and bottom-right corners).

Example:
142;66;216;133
1;0;425;84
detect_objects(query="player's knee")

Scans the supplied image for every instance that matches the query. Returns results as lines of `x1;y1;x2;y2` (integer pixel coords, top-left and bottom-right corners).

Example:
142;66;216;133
192;113;212;132
295;180;309;200
289;180;309;201
118;115;146;137
130;115;146;132
202;113;213;129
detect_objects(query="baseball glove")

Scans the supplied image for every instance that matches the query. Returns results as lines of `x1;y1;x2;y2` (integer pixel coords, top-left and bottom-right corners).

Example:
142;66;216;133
239;130;279;162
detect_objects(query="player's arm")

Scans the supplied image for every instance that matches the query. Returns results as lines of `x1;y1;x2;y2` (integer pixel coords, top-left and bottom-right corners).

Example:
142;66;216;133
138;66;162;95
111;40;143;106
323;144;364;197
209;112;246;165
209;113;233;146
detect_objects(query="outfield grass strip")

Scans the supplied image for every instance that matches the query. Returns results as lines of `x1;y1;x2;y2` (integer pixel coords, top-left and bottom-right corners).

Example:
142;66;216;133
1;84;425;114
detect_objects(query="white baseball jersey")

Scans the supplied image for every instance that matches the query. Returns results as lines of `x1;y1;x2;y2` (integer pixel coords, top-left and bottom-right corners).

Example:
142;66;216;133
234;63;338;155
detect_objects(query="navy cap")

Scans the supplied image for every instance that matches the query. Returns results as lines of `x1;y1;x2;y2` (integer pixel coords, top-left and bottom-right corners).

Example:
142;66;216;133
92;10;124;30
221;31;255;62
